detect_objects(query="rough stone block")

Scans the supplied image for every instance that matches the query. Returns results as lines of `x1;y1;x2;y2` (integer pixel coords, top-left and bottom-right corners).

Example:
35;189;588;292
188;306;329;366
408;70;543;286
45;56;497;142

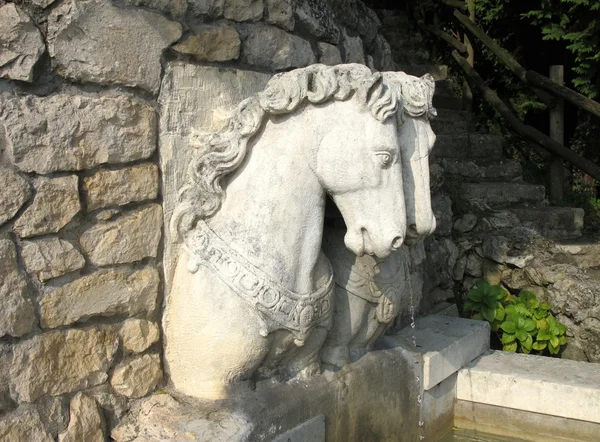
48;0;182;93
341;29;365;64
40;267;160;329
398;315;490;390
0;4;45;82
0;167;30;228
452;182;546;208
173;25;240;62
0;94;156;174
369;34;394;71
224;0;263;21
80;204;162;266
119;319;160;353
0;406;54;442
84;164;159;211
123;0;187;17
316;42;342;65
110;353;163;398
0;238;36;338
242;25;316;70
295;0;340;43
188;0;224;17
266;0;294;31
13;175;80;238
58;393;104;442
9;328;119;402
21;237;85;281
457;350;600;423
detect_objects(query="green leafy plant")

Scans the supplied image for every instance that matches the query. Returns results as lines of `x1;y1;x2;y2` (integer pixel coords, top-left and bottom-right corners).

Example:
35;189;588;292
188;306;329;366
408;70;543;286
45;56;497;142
464;283;568;356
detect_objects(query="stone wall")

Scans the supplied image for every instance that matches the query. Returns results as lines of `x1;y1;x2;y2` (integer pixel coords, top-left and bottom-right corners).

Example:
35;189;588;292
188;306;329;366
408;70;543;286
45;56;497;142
0;0;395;439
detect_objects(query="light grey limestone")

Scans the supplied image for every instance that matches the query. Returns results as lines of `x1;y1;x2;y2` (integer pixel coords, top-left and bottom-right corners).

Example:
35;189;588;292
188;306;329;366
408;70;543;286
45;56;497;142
159;64;271;283
0;94;156;174
47;0;182;93
161;65;437;400
110;353;162;398
341;28;365;64
316;42;342;65
173;25;240;62
0;167;30;227
21;237;85;281
40;267;160;329
224;0;263;21
398;315;490;390
119;319;160;353
0;239;35;338
457;350;600;423
0;406;54;442
9;328;119;402
242;25;316;70
13;175;80;238
295;0;340;43
0;4;45;82
80;204;162;266
84;164;159;211
266;0;294;30
58;393;104;442
111;394;252;441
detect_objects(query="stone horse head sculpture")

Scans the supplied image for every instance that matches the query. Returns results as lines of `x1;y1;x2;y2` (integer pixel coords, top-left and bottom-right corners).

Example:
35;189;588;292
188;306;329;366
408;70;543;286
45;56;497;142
164;64;415;400
321;72;437;368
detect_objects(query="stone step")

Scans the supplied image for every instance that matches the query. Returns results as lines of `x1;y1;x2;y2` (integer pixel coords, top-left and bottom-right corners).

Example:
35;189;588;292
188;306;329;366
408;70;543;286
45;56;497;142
448;182;546;208
385;34;425;52
433;134;503;160
395;64;448;81
430;109;470;134
433;94;463;110
457;350;600;424
554;235;600;266
438;158;523;182
511;206;585;240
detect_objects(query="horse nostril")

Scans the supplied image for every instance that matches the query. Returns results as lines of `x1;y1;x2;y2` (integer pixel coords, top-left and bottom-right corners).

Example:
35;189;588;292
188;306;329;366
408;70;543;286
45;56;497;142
391;236;404;250
408;224;418;235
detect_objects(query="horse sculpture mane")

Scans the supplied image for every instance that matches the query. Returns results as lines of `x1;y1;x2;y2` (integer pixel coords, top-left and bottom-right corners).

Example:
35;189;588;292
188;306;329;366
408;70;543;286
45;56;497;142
171;64;436;241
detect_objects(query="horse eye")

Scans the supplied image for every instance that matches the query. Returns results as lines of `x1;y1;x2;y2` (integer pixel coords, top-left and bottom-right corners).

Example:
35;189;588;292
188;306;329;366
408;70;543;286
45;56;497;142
376;152;392;167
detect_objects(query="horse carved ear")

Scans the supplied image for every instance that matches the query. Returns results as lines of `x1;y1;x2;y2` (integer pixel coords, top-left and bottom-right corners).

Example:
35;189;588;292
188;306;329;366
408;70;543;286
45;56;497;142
419;73;437;119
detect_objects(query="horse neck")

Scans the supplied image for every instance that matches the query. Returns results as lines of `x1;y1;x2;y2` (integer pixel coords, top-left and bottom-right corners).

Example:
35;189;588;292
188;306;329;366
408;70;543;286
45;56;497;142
207;117;326;293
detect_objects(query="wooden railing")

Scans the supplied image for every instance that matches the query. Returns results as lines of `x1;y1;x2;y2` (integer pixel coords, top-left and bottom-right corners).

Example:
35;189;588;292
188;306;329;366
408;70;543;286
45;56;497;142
408;0;600;199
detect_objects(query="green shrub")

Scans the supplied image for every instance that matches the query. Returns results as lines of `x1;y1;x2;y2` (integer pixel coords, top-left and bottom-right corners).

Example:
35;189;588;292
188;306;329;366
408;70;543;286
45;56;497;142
464;281;568;355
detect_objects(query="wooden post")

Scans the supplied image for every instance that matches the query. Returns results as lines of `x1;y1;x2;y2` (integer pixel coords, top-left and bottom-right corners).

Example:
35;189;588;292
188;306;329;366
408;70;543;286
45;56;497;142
462;0;475;112
549;65;565;202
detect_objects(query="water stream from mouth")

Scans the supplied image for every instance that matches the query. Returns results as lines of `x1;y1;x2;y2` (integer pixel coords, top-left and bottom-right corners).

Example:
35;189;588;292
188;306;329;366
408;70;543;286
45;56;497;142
404;247;425;441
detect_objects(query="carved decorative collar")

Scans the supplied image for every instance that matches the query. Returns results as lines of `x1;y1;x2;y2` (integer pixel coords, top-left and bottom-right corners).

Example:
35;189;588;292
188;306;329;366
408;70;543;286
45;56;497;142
184;221;333;344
